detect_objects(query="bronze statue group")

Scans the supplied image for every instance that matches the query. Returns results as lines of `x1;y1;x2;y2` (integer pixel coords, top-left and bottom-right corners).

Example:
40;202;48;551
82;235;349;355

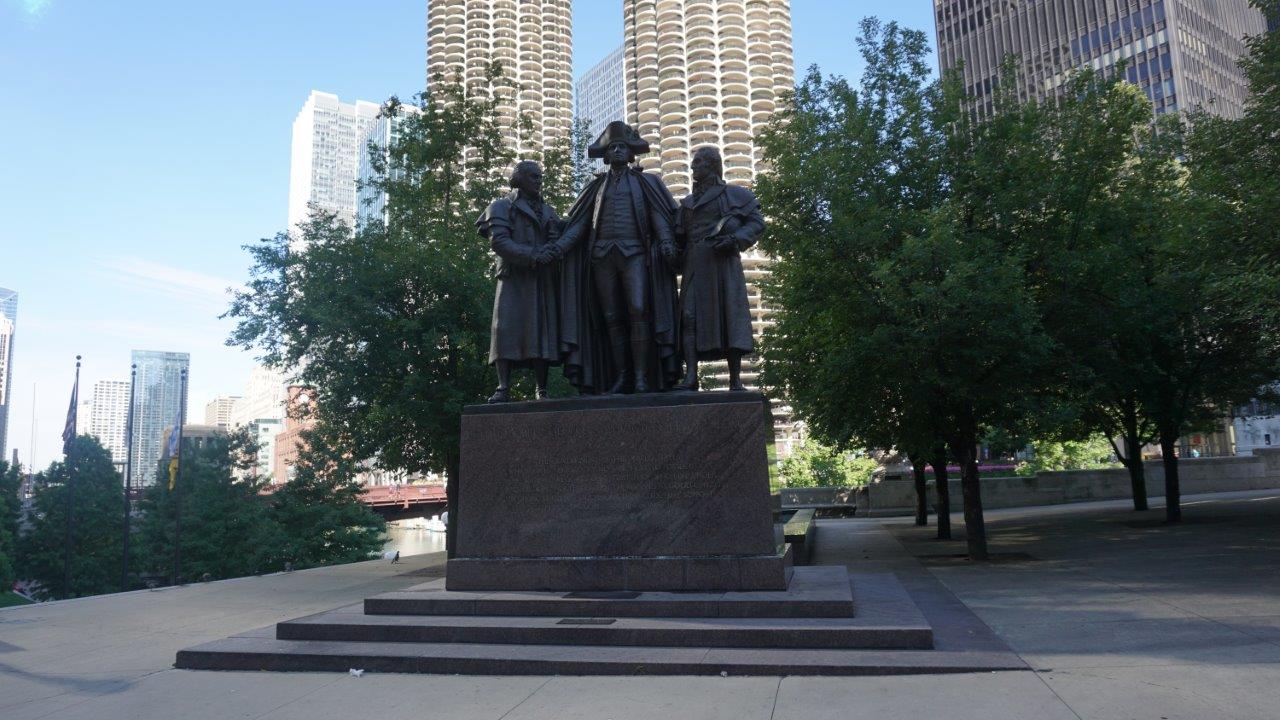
477;121;765;403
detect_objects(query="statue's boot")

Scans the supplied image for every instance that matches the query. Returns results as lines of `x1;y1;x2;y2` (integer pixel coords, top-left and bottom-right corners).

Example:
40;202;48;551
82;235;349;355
605;322;631;394
631;321;651;394
674;329;699;391
727;352;747;391
489;360;512;403
534;361;549;400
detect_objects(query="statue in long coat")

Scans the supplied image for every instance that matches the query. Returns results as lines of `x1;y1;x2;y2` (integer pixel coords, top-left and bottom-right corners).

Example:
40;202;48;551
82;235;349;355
476;160;562;402
672;146;765;391
551;121;682;394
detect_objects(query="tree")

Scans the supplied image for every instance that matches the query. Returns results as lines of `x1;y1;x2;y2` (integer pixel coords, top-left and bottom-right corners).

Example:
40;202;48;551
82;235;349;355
17;436;123;600
0;460;22;591
226;65;557;556
759;21;1067;560
755;20;955;536
137;431;283;584
1030;74;1166;512
1015;435;1119;475
778;440;878;489
268;426;387;570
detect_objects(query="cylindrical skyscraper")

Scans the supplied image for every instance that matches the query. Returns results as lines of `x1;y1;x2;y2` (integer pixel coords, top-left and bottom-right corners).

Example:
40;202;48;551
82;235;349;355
623;0;798;455
426;0;574;157
624;0;793;195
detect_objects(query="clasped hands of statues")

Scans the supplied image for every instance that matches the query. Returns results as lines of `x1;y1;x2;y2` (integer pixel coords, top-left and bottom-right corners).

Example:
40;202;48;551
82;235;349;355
528;234;739;266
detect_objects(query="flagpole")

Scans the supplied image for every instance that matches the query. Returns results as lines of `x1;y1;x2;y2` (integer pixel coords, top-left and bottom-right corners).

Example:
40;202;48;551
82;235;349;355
121;363;136;590
172;368;187;586
62;355;81;599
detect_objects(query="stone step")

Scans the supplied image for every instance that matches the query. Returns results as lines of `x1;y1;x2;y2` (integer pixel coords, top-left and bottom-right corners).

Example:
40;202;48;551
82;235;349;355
277;607;931;649
175;633;1023;676
365;565;856;619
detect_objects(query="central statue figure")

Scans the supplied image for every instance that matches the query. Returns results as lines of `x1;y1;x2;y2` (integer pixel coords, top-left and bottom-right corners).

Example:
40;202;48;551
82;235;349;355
553;121;682;394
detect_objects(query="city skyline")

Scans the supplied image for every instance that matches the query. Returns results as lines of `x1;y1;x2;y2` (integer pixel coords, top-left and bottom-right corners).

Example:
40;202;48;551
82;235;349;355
0;1;930;472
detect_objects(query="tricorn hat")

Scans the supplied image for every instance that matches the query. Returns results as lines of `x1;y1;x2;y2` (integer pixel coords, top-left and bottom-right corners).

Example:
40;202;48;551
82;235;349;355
587;120;651;159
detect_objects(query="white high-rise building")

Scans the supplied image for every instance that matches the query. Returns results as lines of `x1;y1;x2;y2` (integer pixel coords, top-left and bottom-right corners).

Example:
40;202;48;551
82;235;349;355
86;379;130;469
575;46;627;167
425;0;574;157
204;395;241;430
622;0;799;455
246;418;284;482
230;365;287;429
288;91;381;232
0;287;15;461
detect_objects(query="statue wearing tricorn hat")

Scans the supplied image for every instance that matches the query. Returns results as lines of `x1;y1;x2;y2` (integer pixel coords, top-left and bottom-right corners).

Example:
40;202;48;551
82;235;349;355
549;121;682;394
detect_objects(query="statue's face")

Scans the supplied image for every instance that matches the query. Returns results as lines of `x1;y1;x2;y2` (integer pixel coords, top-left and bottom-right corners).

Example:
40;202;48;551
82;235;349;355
515;165;543;196
691;151;719;184
604;141;632;165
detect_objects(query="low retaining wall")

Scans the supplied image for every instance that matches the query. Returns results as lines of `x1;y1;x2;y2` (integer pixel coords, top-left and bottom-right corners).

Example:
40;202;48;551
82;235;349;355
855;448;1280;516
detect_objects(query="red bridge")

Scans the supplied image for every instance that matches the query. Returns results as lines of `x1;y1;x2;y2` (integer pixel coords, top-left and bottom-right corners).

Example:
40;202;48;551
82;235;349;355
361;484;448;521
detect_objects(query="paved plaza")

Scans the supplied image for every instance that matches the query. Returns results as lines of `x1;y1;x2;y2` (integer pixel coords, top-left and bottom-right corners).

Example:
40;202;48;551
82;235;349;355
3;489;1280;719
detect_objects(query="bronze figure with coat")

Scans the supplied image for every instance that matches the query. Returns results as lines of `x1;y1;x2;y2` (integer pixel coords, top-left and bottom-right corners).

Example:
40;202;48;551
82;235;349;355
476;160;563;403
672;146;765;391
551;121;682;394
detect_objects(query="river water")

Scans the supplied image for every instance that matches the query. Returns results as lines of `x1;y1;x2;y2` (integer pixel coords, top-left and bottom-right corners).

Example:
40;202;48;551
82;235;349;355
382;522;448;557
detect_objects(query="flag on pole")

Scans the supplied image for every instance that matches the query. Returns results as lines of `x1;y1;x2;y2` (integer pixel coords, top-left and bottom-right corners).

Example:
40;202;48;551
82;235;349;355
62;375;79;456
165;407;182;491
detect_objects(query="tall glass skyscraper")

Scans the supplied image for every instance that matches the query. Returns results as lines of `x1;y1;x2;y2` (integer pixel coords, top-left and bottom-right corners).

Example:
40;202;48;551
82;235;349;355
0;287;16;462
129;350;189;487
934;0;1267;120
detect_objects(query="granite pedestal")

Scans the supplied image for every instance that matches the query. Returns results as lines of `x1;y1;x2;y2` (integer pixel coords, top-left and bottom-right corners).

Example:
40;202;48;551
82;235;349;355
447;392;788;591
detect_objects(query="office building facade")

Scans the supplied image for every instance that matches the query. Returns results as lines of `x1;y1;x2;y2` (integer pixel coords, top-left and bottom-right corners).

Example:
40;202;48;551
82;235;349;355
355;105;422;229
86;379;130;469
204;395;241;430
288;91;381;232
229;365;287;429
0;287;15;461
575;45;627;167
425;0;574;157
934;0;1267;120
129;350;189;488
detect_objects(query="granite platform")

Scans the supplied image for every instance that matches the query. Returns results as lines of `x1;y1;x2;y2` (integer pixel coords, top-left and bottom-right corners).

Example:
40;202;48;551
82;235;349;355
173;569;995;675
448;391;786;591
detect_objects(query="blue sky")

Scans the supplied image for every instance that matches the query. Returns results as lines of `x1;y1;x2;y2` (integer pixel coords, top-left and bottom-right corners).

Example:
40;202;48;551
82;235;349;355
0;1;936;470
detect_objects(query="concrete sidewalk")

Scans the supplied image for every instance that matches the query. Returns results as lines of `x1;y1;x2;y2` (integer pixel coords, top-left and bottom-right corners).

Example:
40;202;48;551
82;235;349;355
3;490;1280;719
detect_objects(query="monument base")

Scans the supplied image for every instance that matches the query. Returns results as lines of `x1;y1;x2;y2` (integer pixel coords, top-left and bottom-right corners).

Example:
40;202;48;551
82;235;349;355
445;546;793;592
450;392;783;592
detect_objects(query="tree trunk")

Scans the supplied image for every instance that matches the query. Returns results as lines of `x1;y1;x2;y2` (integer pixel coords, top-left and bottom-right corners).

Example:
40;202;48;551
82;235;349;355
912;461;929;527
445;451;460;559
930;447;951;540
1160;432;1181;523
1124;433;1149;512
954;435;989;561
